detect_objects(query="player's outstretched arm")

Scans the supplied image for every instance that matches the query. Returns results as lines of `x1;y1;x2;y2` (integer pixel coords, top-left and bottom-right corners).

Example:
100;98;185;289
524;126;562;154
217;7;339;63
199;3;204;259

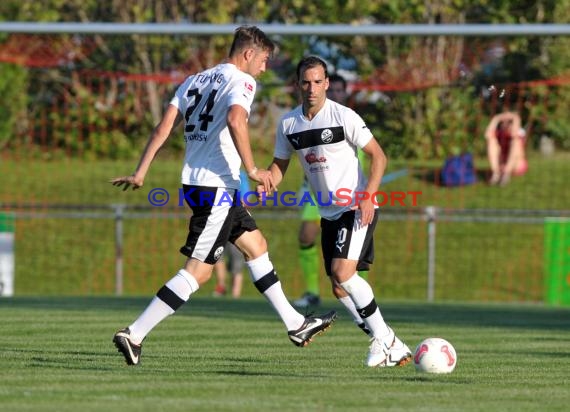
110;105;180;191
110;175;145;191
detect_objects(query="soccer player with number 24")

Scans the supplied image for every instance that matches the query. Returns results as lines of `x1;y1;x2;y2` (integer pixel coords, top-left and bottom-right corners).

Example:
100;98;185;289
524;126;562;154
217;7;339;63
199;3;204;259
109;26;336;366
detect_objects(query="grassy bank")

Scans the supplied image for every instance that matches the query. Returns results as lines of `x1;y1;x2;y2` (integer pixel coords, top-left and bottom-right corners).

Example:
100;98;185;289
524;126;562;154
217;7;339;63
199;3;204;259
1;152;568;300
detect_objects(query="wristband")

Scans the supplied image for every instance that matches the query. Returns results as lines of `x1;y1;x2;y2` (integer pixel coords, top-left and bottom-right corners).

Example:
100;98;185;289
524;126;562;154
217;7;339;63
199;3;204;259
247;167;258;178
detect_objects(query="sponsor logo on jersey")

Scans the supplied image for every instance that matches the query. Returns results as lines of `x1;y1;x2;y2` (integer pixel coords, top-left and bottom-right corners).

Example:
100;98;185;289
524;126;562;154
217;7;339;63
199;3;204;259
309;164;330;173
304;150;327;165
245;82;254;92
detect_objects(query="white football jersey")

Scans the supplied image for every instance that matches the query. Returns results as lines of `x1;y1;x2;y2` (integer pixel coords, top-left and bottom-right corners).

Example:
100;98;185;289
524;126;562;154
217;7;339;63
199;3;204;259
274;99;374;220
170;63;256;189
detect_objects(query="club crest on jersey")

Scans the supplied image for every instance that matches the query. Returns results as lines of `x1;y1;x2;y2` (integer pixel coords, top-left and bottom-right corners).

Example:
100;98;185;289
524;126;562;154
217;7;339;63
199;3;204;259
321;129;333;143
214;246;225;261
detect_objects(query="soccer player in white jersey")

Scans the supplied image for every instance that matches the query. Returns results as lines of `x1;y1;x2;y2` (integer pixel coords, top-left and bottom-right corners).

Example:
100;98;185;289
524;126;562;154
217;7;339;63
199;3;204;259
293;74;372;330
109;27;336;366
263;56;411;367
293;74;350;310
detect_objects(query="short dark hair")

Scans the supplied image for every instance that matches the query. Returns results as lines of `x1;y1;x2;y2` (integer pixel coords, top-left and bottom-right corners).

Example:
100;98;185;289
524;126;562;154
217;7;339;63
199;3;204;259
328;73;347;90
229;25;275;58
296;56;329;81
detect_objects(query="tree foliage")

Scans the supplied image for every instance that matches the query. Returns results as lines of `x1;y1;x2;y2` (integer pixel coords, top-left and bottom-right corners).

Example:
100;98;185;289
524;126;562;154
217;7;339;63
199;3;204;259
0;0;568;159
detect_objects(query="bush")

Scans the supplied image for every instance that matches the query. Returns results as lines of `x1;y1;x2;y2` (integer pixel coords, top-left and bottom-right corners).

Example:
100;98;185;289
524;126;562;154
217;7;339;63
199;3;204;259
0;63;28;150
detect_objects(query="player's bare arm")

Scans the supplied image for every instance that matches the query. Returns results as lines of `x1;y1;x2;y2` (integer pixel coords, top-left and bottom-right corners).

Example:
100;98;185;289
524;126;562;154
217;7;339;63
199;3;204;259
256;157;289;197
358;138;387;225
227;104;275;192
111;104;180;191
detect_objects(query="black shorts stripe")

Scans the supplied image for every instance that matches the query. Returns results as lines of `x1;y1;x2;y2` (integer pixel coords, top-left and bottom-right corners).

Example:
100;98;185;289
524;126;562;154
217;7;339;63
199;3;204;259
178;186;257;265
156;285;185;311
356;299;378;319
253;271;279;294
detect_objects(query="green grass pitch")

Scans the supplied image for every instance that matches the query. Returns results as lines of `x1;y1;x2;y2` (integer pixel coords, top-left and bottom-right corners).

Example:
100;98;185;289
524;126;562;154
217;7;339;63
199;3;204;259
1;297;568;411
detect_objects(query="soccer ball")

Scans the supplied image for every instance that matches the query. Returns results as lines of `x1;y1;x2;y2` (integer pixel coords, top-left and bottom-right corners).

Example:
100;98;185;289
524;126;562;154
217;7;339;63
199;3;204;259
413;338;457;374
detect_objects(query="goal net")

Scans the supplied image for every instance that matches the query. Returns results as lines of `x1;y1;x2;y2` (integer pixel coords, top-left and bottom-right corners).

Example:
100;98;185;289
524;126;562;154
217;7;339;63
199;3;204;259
0;31;568;302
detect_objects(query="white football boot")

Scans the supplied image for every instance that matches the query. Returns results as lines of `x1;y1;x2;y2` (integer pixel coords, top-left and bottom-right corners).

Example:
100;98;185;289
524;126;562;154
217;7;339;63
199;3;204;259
366;327;412;367
383;335;412;367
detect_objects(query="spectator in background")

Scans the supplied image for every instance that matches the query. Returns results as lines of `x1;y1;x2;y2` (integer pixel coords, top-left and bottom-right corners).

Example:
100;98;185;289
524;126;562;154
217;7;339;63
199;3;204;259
485;111;528;186
213;242;245;298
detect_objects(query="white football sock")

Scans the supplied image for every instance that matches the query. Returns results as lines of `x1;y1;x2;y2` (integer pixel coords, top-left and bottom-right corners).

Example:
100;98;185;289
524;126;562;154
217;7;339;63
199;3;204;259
246;252;305;331
338;295;365;326
129;269;199;344
340;273;390;338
